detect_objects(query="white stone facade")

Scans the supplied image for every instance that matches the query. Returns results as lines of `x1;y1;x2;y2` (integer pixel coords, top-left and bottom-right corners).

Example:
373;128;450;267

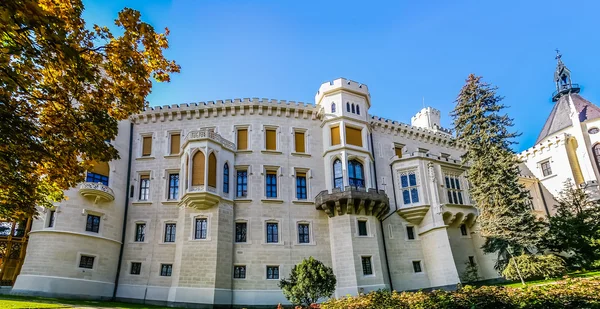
12;78;516;307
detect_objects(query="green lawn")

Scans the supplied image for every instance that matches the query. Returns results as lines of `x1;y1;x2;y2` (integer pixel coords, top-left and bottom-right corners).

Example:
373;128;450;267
0;295;165;309
499;270;600;287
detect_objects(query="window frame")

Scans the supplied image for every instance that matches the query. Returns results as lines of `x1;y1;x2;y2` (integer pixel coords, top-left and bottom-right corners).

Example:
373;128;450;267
134;222;146;242
85;214;101;233
348;159;365;188
298;222;310;244
85;171;109;186
444;174;465;205
333;159;343;189
266;265;280;280
139;174;150;201
78;255;95;269
265;170;278;199
168;131;181;156
293;129;307;154
236;169;248;198
194;217;208;240
47;210;56;228
399;170;420;206
164;222;176;243
141;134;153;157
412;260;423;273
357;219;368;237
266;221;279;244
167;173;179;200
406;226;415;240
295;171;308;200
540;160;552;177
460;224;469;237
235;221;247;243
236;126;250;151
264;126;278;151
233;265;246;279
361;256;373;276
223;163;230;194
130;262;142;275
160;264;173;276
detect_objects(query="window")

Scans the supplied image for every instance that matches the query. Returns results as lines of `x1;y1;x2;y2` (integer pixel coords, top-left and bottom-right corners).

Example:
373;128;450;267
331;103;336;113
85;214;100;233
131;262;141;275
135;223;146;242
400;171;419;205
351;103;355;113
169;133;180;155
406;226;415;240
468;256;475;267
348;160;365;188
236;170;248;198
208;153;217;188
361;256;373;275
235;222;247;243
267;266;279;279
234;265;246;279
541;160;552;177
79;255;95;269
194;218;208;240
192;151;205;186
356;105;360;115
266;222;278;243
168;173;179;200
298;223;310;244
86;172;109;186
460;224;468;236
266;171;277;198
223;163;230;194
345;126;363;147
294;131;306;153
331;126;341;146
394;146;403;158
237;128;248;151
139;175;150;201
358;220;368;236
445;175;464;205
412;261;422;273
47;210;56;228
593;144;600;173
265;128;277;150
346;102;350;112
142;136;152;156
333;159;343;189
296;172;307;200
164;223;176;242
160;264;172;276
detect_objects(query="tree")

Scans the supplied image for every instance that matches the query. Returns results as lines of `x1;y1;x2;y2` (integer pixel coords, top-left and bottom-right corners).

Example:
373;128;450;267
279;257;336;307
0;1;180;218
545;181;600;269
451;74;546;266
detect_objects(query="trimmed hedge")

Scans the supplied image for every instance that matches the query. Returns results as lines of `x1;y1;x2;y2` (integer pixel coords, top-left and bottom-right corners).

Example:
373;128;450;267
319;277;600;309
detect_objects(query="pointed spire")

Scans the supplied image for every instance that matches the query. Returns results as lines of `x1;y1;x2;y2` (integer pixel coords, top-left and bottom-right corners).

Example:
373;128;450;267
552;50;580;102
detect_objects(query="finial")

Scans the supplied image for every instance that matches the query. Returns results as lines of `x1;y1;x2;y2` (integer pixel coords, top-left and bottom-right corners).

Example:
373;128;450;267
555;49;563;63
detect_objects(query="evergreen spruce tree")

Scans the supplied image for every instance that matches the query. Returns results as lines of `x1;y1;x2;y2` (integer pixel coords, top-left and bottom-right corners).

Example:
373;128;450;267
451;74;545;266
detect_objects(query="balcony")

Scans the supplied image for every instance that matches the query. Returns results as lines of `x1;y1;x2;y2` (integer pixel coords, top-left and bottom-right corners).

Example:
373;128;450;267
78;182;115;203
182;129;236;151
179;185;220;209
315;187;390;219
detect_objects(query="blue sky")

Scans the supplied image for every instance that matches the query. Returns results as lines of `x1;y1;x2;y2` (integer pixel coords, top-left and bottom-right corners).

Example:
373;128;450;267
82;0;600;151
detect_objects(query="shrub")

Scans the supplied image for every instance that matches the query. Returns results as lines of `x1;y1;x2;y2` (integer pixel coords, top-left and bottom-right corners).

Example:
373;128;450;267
279;257;336;307
502;254;567;281
320;277;600;309
460;260;481;283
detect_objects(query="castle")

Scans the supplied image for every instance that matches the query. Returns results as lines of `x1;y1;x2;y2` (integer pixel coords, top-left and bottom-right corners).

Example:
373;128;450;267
5;55;597;308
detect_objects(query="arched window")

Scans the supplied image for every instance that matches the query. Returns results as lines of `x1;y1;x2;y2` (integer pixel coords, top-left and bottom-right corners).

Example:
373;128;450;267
331;103;336;113
348;159;364;188
356;105;360;115
86;161;109;186
191;151;205;186
593;144;600;172
333;159;343;189
208;152;217;187
351;104;355;114
223;163;229;194
346;102;350;112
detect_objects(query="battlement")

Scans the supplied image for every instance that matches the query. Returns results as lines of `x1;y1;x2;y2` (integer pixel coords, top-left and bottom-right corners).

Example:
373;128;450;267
315;78;371;107
370;115;463;150
141;97;316;113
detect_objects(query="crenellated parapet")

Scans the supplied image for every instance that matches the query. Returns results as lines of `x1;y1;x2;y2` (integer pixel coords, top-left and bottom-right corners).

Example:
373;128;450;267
315;78;370;107
131;98;319;124
518;133;569;160
370;116;463;150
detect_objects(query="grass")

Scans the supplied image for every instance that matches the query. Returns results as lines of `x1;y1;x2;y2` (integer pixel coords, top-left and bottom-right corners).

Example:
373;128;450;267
499;270;600;287
0;295;165;309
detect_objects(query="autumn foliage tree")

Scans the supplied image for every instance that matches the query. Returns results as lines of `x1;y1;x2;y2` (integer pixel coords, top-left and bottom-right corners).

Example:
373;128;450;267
0;1;180;218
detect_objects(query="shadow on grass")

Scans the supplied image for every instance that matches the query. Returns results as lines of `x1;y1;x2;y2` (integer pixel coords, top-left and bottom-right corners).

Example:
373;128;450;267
0;295;166;309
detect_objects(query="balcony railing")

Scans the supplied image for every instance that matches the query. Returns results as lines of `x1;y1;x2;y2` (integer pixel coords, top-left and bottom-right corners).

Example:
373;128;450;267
180;185;220;209
552;83;580;101
315;186;389;219
78;182;115;203
183;129;236;151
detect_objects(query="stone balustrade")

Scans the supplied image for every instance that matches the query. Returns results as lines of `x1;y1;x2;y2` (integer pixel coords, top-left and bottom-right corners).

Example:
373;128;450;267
315;187;390;219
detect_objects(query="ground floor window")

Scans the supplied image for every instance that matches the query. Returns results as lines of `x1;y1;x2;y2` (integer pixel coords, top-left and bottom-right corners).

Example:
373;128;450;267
79;255;94;269
361;256;373;275
160;264;173;276
130;262;141;275
267;266;279;279
234;265;246;279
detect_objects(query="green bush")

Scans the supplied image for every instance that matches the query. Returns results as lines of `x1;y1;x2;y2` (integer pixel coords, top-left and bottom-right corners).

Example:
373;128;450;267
320;277;600;309
502;254;567;281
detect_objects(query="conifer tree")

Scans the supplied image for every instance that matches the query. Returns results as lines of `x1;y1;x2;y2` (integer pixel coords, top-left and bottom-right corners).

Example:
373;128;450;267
451;74;545;260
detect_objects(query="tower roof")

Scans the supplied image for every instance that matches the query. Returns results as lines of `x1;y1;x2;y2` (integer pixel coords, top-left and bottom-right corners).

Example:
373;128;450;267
535;93;600;144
